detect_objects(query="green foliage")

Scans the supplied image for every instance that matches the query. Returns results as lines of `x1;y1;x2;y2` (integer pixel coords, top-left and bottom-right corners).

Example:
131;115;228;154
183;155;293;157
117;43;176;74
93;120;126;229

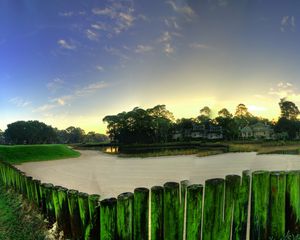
4;120;57;144
0;186;46;240
269;232;300;240
0;144;80;164
103;105;174;144
279;98;300;120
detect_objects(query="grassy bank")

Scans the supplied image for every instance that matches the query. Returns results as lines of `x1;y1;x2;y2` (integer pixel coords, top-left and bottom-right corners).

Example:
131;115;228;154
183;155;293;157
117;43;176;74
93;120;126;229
0;144;80;164
0;186;47;240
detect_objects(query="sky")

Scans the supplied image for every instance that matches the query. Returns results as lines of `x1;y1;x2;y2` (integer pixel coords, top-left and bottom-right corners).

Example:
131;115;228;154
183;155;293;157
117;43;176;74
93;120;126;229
1;0;300;134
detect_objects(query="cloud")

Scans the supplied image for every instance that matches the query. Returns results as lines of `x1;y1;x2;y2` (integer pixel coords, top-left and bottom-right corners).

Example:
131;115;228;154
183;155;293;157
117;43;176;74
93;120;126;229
47;78;64;92
166;0;196;20
91;22;107;30
164;43;174;54
135;45;153;53
91;2;135;35
280;16;296;32
105;46;130;61
34;81;109;113
57;39;76;50
59;11;74;17
86;29;99;41
189;43;211;49
158;31;175;55
269;82;300;102
164;17;180;29
96;65;104;71
9;97;31;107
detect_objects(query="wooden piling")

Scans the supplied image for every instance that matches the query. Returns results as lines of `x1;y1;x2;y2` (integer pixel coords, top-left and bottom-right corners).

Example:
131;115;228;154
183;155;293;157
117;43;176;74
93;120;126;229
224;174;241;239
134;187;149;240
163;182;180;240
185;184;203;240
202;178;225;240
117;192;134;240
232;170;251;240
286;170;300;234
88;194;100;240
250;170;270;240
78;192;90;240
151;186;164;240
68;189;82;239
100;198;117;240
269;171;286;239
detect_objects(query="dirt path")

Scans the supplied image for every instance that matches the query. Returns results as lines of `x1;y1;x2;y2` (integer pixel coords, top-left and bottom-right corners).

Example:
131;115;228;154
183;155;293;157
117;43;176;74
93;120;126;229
16;150;300;199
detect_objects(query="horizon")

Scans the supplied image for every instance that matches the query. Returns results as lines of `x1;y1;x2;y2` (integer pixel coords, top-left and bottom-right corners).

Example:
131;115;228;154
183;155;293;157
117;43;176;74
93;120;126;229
2;0;300;134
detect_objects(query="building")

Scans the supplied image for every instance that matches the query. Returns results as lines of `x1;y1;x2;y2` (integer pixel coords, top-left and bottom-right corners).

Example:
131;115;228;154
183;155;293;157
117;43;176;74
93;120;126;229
172;124;223;140
240;122;275;140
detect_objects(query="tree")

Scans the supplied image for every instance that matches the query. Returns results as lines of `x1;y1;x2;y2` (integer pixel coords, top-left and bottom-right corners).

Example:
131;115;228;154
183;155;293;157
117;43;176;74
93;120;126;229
279;98;300;120
218;108;233;118
0;129;4;144
197;106;212;124
235;104;252;117
84;132;109;143
65;126;85;143
4;120;56;144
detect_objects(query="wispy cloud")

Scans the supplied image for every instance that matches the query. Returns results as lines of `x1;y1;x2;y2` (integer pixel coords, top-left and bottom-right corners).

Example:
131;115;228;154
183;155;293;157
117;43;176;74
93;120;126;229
269;82;300;102
96;65;104;71
189;42;211;49
86;29;99;41
91;22;107;30
158;31;175;55
59;11;74;17
280;16;296;32
164;17;180;29
34;81;109;113
166;0;196;20
91;1;135;35
9;97;31;107
135;45;153;53
57;39;76;50
47;78;64;92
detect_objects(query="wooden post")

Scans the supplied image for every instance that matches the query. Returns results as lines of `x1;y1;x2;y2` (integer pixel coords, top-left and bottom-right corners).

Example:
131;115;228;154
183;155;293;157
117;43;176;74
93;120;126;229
151;186;164;240
286;170;300;234
232;170;251;240
224;175;241;239
100;198;117;240
78;192;90;240
68;189;82;239
269;171;286;239
250;170;270;240
134;187;149;240
57;186;72;239
117;192;134;240
43;183;56;224
185;184;203;240
202;178;225;240
87;194;100;240
163;182;180;240
180;180;189;240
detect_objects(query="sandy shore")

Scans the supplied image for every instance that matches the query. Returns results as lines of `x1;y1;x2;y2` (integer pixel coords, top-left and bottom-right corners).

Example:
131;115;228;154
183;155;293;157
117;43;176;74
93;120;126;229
16;150;300;199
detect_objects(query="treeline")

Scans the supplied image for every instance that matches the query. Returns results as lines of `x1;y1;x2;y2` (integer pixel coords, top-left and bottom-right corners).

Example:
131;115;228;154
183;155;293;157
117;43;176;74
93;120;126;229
103;99;300;144
0;121;108;145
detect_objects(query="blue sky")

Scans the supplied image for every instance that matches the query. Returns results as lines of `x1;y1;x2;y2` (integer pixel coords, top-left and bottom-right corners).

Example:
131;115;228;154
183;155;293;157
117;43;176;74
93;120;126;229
1;0;300;133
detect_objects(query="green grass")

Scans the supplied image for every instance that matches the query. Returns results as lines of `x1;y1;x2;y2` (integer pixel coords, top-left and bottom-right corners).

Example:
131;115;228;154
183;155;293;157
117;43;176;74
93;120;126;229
269;232;300;240
0;144;80;164
0;186;47;240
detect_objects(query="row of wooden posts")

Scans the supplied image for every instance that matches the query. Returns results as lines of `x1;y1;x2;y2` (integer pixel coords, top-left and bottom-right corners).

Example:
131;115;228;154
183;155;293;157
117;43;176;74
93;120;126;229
1;160;300;240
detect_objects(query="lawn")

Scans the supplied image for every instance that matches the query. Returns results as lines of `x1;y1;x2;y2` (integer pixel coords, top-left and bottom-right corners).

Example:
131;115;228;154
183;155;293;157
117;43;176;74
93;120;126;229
0;186;47;240
0;144;80;164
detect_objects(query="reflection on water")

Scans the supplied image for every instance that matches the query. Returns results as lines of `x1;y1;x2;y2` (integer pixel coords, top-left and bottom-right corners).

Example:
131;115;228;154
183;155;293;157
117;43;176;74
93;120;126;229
104;147;119;153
